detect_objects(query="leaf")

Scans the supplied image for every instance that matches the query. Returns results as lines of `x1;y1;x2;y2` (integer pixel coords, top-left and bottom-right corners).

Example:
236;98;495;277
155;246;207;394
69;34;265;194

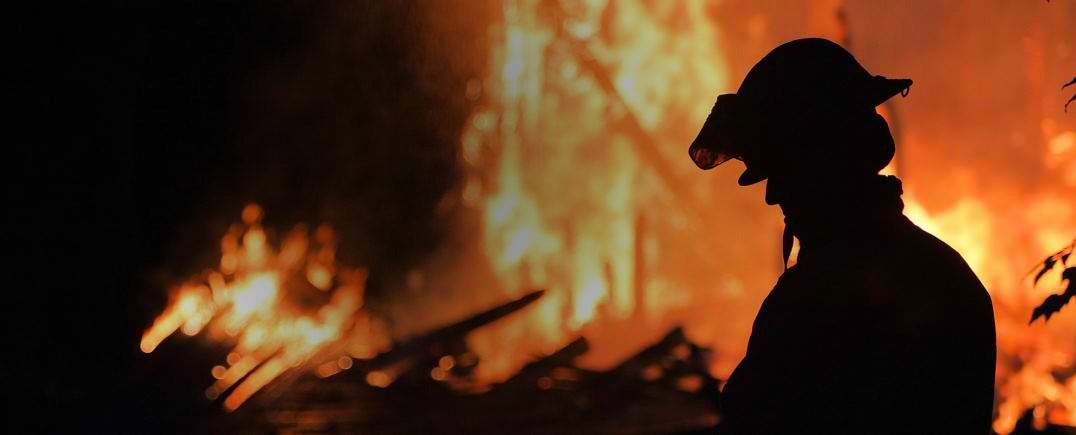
1032;256;1057;285
1030;267;1076;324
1030;294;1070;323
1028;239;1074;285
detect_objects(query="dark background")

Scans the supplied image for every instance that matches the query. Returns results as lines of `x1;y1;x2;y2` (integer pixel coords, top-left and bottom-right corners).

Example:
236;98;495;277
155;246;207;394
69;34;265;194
12;1;488;432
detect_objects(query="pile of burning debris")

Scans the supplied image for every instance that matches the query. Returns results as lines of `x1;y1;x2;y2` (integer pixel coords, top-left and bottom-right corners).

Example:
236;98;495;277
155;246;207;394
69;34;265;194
217;294;721;434
141;206;719;433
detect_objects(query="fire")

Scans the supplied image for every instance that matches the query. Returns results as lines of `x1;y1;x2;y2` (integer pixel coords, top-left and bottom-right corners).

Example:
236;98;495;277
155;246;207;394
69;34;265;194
141;204;388;411
136;2;1075;428
463;0;731;380
461;0;1075;432
905;194;1076;432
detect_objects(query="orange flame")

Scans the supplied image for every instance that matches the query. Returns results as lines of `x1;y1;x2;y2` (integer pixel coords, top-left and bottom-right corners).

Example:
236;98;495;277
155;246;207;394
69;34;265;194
463;0;731;381
141;204;388;411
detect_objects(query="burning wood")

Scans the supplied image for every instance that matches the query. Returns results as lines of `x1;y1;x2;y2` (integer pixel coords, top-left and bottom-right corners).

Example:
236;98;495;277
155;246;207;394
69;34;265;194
139;211;722;431
220;325;720;434
362;289;546;388
141;204;388;411
139;209;548;409
367;290;545;371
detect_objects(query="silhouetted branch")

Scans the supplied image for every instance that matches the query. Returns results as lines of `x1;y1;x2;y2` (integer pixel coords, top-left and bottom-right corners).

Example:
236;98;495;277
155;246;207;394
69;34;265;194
1029;238;1076;323
1064;76;1075;112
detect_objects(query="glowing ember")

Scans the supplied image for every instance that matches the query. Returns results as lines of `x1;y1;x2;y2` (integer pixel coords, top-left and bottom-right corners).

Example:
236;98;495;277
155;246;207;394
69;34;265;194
141;204;388;411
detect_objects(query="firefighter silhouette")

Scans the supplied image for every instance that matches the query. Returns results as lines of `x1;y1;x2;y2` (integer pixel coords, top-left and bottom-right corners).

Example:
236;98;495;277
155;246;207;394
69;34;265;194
690;38;996;434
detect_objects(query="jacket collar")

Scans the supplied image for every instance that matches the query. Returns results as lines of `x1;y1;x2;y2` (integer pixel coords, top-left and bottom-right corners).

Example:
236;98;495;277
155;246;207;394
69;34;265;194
781;175;905;267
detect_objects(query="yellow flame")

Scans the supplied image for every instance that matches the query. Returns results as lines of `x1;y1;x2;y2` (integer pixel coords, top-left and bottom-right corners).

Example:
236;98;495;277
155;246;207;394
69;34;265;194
463;0;730;382
141;204;388;410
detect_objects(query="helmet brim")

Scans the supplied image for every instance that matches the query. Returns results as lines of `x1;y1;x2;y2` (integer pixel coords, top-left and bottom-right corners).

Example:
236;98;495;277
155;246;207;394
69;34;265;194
737;166;767;186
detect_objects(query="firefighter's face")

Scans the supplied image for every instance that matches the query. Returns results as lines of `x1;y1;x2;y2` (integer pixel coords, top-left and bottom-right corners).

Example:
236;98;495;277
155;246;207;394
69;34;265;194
763;167;812;207
760;142;831;208
757;110;854;207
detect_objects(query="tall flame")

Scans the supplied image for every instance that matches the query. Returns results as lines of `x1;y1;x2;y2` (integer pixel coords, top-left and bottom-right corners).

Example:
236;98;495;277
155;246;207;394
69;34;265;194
462;0;731;380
